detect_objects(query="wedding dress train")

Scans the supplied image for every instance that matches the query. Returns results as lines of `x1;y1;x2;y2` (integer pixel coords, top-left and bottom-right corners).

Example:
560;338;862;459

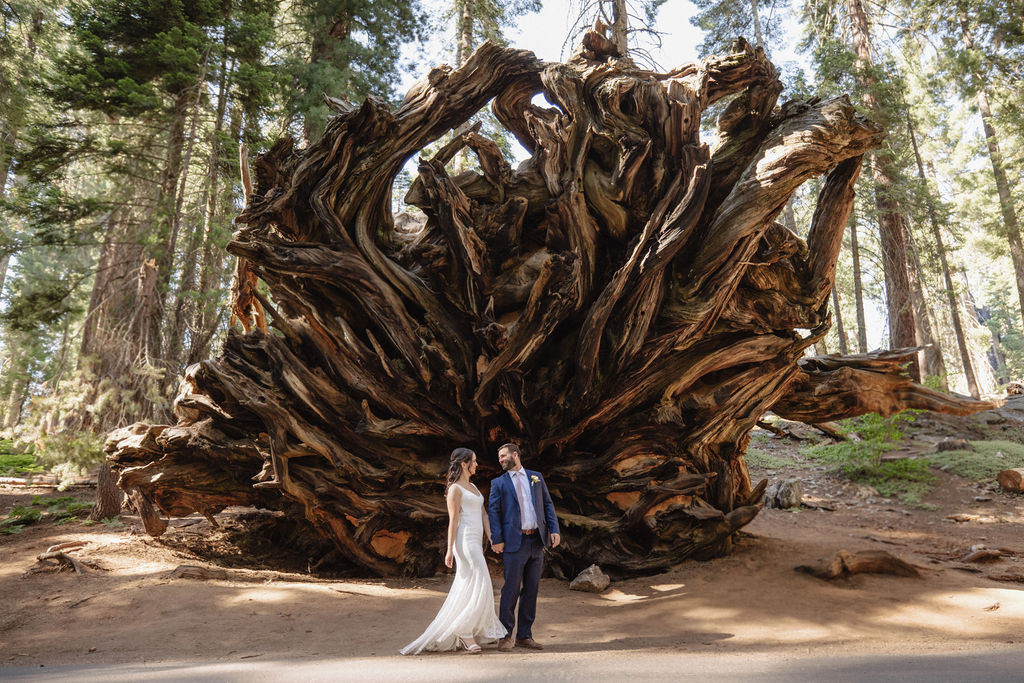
400;485;506;654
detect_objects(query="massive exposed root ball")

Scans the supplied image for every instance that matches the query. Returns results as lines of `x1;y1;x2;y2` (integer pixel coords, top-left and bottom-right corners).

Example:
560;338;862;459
106;32;994;577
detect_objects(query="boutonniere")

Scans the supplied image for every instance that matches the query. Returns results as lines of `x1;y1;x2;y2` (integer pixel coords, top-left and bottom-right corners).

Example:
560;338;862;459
530;475;539;486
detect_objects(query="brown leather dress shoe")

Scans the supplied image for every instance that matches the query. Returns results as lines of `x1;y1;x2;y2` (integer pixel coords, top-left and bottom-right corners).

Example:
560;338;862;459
515;637;544;650
497;636;515;651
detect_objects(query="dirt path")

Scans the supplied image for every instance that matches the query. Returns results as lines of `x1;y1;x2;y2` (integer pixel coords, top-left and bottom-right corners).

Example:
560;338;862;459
3;433;1024;679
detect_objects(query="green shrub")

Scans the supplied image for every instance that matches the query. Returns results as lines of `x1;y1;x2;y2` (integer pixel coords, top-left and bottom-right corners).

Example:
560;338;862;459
0;505;43;534
801;411;935;504
0;496;94;533
840;459;936;504
0;452;44;476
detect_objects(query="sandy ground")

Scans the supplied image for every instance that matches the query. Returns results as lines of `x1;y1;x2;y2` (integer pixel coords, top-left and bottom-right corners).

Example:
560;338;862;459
3;434;1024;680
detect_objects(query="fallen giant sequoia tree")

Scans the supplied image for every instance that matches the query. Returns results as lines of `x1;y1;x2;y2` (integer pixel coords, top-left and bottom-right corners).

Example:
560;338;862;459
106;33;995;577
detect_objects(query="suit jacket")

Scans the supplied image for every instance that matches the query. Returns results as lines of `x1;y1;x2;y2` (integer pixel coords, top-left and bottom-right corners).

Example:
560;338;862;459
488;469;559;553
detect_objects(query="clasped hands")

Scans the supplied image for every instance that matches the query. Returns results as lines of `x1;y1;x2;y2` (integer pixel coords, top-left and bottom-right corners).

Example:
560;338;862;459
488;533;560;554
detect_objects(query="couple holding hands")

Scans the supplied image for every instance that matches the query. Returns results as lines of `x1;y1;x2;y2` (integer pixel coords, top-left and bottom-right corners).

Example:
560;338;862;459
400;443;561;655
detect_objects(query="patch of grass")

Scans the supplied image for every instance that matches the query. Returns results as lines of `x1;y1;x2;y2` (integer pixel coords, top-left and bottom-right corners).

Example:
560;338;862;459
842;459;937;505
801;411;935;504
744;447;798;470
0;452;44;476
930;440;1024;482
0;495;94;533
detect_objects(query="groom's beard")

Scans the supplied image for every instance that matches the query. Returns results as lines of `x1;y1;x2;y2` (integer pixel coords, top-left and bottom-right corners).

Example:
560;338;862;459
500;459;515;471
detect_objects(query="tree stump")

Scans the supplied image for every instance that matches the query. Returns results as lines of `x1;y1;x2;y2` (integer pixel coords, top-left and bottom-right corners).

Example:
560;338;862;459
105;33;996;578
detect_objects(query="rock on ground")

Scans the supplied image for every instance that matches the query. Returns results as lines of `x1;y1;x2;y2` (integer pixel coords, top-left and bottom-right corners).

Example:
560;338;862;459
765;479;803;509
570;564;610;593
936;438;973;452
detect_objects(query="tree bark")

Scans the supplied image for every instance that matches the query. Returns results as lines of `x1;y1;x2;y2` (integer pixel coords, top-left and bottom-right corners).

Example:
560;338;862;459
105;37;991;578
908;114;978;397
783;197;797;233
136;88;191;371
749;0;765;48
0;126;15;298
905;227;947;385
611;0;629;54
166;56;212;378
847;0;919;379
88;463;124;521
456;0;475;67
832;287;849;354
189;48;234;366
850;213;869;353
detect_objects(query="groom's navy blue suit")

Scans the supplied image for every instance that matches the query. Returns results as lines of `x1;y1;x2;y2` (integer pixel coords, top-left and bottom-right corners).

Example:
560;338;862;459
488;469;559;641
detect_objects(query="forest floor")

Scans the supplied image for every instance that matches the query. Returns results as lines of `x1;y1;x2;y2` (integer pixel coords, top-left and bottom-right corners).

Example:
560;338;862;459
3;409;1024;681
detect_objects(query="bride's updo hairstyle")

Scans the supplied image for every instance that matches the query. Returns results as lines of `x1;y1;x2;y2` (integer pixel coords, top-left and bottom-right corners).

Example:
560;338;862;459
446;447;476;490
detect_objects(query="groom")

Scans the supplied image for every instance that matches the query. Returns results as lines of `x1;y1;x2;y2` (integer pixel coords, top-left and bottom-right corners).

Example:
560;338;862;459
488;442;560;651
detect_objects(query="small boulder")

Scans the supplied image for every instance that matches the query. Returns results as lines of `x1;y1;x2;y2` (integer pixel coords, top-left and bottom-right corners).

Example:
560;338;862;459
979;410;1006;425
936;438;973;452
570;564;610;593
765;479;803;509
1006;381;1024;396
996;468;1024;493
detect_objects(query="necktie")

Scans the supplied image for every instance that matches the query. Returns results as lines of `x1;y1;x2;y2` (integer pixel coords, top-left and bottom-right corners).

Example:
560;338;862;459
514;472;527;528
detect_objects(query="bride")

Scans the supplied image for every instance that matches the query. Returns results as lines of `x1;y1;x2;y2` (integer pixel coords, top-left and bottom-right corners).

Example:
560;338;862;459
400;448;506;655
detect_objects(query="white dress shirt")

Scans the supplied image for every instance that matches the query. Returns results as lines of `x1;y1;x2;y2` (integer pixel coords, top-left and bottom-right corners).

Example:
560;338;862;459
510;468;538;531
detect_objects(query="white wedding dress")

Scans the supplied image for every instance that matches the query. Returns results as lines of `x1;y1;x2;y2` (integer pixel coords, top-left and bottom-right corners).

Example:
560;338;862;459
400;485;506;654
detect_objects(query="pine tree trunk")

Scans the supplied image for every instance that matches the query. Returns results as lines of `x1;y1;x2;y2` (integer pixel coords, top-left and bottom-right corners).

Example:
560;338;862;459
783;197;797;233
105;38;993;578
189;49;233;366
88;463;124;521
0;126;16;298
749;0;765;48
4;350;28;429
305;15;351;143
908;116;979;397
832;287;849;354
850;214;869;353
611;0;629;54
906;229;947;385
456;0;474;66
847;0;919;379
166;59;212;378
963;271;1009;386
133;89;191;373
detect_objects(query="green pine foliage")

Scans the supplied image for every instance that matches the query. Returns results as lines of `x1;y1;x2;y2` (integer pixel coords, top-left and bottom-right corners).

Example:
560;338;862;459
282;0;427;141
1;0;1024;493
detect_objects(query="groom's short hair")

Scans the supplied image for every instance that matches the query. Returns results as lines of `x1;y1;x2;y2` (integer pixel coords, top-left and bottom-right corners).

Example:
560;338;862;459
499;442;520;457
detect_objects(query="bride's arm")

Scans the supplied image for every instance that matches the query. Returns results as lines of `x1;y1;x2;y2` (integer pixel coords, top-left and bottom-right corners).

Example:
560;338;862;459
481;504;491;546
445;486;462;568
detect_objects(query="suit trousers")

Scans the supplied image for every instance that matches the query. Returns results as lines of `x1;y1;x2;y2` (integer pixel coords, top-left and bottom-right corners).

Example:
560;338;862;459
499;532;544;639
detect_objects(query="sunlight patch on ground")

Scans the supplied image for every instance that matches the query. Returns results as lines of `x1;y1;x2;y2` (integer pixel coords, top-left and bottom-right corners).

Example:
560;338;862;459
329;582;443;600
224;588;300;605
649;583;686;592
114;561;175;576
874;588;1024;633
596;589;649;603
